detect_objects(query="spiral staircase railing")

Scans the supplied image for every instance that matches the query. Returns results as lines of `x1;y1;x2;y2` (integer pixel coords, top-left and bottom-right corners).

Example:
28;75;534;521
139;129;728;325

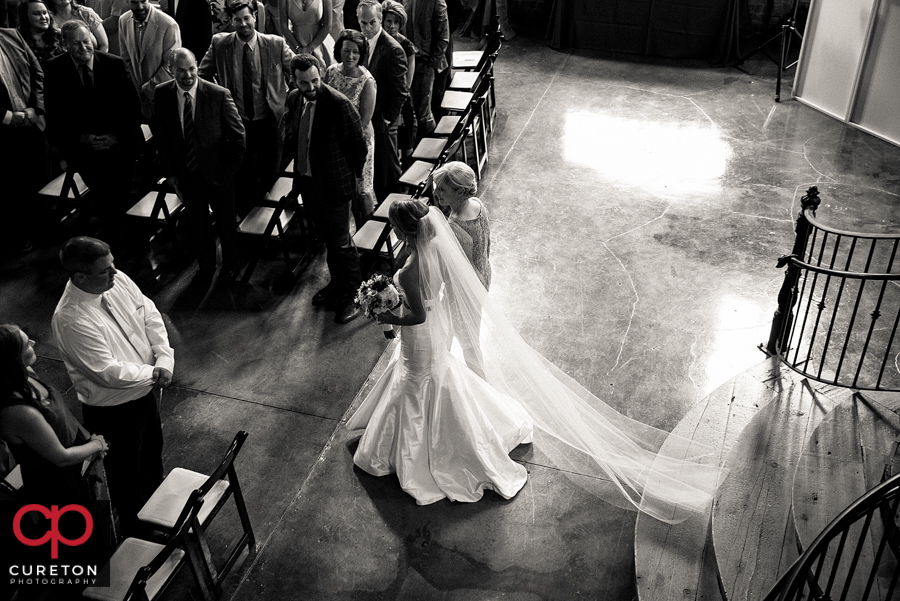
762;470;900;601
765;186;900;391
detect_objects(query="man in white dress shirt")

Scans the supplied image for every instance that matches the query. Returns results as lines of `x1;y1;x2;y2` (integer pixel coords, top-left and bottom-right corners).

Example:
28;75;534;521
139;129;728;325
52;236;174;536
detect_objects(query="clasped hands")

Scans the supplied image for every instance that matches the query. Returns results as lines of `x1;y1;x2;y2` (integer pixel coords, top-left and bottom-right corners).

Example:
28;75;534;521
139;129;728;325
9;108;39;127
80;133;119;150
152;366;173;388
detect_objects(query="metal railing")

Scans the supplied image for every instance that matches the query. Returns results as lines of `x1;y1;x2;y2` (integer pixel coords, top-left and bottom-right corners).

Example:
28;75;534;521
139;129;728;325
763;470;900;601
766;187;900;391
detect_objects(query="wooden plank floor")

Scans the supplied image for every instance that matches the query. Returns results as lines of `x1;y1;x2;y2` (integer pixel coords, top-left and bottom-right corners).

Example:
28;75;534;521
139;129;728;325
635;358;804;601
711;378;837;601
792;392;900;600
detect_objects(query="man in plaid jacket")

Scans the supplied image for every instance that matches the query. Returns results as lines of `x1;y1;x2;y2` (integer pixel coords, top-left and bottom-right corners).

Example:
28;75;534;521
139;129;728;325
286;53;367;324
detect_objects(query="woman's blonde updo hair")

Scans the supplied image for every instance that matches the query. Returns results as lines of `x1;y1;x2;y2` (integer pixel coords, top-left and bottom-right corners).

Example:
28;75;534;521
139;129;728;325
432;161;477;199
389;199;431;240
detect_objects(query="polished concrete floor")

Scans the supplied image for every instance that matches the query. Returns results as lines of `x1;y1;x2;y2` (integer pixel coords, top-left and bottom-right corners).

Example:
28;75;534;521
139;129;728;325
4;28;900;601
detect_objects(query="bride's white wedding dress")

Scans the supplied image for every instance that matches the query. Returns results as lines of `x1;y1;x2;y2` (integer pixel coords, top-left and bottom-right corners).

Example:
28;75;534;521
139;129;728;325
347;207;728;522
347;282;533;505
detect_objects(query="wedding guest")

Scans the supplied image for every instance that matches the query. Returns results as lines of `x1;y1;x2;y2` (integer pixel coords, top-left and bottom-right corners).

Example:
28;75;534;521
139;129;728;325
163;0;210;60
155;48;246;283
199;0;294;217
0;324;109;505
285;53;367;324
357;0;407;201
380;0;416;163
0;27;49;254
52;236;174;537
433;161;490;289
279;0;332;65
119;0;181;116
17;0;66;64
323;28;375;228
47;0;108;51
397;0;447;139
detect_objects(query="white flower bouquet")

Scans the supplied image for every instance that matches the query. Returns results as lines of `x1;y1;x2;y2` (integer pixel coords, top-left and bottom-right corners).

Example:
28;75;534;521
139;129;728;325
354;275;402;339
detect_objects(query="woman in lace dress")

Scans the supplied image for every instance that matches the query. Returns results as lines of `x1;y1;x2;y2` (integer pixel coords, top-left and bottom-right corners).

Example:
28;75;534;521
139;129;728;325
17;0;66;65
323;29;376;228
434;162;491;290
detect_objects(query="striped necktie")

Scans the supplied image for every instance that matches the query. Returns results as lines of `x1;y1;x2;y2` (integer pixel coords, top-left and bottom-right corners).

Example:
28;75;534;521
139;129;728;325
183;92;199;172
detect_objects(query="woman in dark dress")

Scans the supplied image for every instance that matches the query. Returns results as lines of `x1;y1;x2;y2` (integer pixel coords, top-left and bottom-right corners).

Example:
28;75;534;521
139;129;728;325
0;324;108;505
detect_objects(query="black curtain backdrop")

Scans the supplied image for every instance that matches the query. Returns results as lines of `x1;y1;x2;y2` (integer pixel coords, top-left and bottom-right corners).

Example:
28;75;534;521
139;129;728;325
546;0;748;63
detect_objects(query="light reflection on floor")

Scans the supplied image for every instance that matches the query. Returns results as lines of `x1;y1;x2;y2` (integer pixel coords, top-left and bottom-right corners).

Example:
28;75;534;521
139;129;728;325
563;110;732;195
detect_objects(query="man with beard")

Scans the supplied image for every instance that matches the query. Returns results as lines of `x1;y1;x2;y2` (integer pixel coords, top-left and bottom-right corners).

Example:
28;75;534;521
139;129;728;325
285;53;367;324
153;48;245;283
199;0;293;216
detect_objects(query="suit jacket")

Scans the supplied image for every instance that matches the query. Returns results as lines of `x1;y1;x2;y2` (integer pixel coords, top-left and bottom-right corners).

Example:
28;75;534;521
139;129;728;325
284;84;366;205
198;31;294;125
119;6;181;92
0;28;44;122
165;0;211;60
367;30;407;131
44;51;141;161
153;78;245;186
403;0;449;71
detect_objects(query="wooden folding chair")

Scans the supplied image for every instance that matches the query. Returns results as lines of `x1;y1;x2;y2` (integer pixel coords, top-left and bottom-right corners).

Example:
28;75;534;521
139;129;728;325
125;178;184;251
137;432;254;598
84;491;211;601
236;184;307;284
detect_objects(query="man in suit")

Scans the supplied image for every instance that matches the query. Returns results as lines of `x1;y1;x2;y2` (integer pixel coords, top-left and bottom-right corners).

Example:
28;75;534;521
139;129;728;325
0;27;48;252
403;0;449;139
164;0;210;60
44;21;142;224
285;54;367;324
199;0;293;216
357;0;407;202
119;0;181;116
154;48;246;282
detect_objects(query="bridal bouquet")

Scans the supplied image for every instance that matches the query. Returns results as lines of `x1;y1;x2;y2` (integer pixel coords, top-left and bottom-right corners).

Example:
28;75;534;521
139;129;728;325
355;275;402;339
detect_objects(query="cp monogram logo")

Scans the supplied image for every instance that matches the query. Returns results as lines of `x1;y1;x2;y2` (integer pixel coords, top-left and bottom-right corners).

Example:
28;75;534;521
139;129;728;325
12;504;94;559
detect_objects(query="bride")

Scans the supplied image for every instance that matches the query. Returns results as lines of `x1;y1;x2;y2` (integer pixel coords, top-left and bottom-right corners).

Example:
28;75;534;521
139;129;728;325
347;199;726;522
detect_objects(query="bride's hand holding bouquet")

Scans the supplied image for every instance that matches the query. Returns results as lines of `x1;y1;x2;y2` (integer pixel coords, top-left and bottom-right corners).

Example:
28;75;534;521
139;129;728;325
355;275;402;339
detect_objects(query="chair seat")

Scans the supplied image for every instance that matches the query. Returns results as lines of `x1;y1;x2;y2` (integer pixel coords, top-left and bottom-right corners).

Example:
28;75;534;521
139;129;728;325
82;538;184;601
449;71;479;91
441;91;473;112
39;172;89;198
412;138;448;161
141;123;153;143
264;177;295;203
238;207;295;236
138;467;229;530
374;193;412;220
126;192;182;220
354;220;400;254
399;161;434;187
434;115;459;136
452;50;483;69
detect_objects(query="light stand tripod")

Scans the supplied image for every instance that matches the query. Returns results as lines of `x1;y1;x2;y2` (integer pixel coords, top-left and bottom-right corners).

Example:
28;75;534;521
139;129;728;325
737;0;806;101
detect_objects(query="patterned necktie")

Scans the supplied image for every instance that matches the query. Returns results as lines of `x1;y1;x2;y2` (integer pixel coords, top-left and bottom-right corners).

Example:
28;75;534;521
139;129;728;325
183;92;199;172
101;294;141;354
242;44;255;120
296;100;312;176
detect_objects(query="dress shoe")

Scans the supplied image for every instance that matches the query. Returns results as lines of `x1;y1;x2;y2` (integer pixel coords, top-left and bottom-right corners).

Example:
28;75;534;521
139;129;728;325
312;282;337;307
334;302;361;324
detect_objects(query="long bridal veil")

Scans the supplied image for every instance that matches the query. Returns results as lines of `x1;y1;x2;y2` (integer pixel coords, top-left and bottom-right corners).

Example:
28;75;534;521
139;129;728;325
415;206;727;523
